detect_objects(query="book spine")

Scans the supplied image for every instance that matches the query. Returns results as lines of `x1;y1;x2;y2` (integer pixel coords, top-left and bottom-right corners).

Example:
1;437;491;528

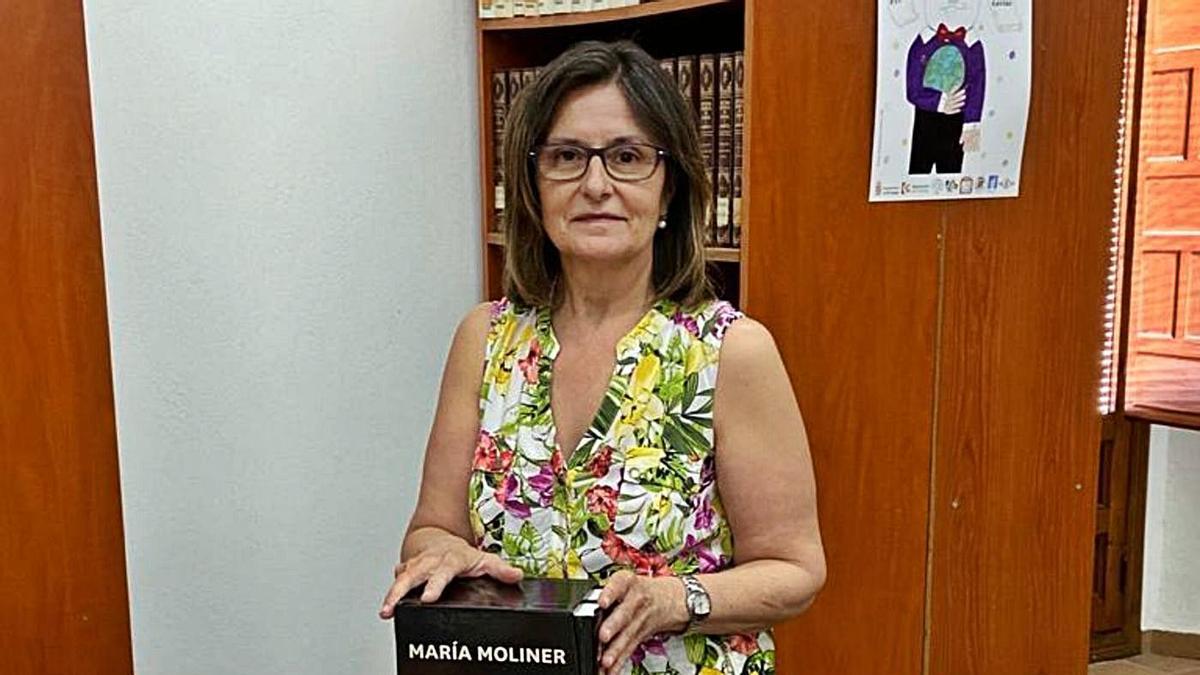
492;70;509;230
479;0;494;20
521;67;537;94
539;0;554;15
552;0;568;13
513;0;526;16
716;53;735;247
571;0;589;12
677;54;698;126
698;54;717;246
493;0;513;18
733;51;744;248
592;0;610;10
571;610;603;675
507;69;524;123
658;57;676;83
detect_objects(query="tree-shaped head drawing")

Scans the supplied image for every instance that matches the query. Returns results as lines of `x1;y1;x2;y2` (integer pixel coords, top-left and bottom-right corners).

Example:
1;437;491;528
923;0;983;34
920;0;984;94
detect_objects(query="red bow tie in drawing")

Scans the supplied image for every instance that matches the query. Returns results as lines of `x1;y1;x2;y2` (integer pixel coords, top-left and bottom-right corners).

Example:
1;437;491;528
936;23;968;42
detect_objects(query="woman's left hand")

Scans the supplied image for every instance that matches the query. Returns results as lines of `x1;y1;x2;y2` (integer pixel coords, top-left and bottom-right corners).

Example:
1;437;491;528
597;571;690;674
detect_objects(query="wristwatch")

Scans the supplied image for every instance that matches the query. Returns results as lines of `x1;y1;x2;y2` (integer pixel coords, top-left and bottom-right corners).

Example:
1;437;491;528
679;575;711;631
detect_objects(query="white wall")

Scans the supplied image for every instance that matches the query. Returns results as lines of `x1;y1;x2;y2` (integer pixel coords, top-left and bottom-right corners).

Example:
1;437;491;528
1143;425;1200;634
83;2;480;673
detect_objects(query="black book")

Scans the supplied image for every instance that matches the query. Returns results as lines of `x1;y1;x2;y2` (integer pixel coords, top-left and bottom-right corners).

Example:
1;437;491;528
393;577;603;675
492;70;509;230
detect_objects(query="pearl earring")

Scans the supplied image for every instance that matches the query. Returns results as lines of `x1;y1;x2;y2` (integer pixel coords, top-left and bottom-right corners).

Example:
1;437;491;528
657;216;667;229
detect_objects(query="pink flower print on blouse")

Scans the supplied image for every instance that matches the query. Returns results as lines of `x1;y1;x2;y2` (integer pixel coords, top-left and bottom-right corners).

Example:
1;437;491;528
473;430;513;472
671;309;700;337
527;464;557;507
728;633;760;655
631;635;668;666
601;530;633;565
685;534;727;573
587;445;613;478
586;485;618;520
496;473;532;519
517;338;541;385
692;495;715;531
712;303;740;339
489;297;510;320
631;548;671;577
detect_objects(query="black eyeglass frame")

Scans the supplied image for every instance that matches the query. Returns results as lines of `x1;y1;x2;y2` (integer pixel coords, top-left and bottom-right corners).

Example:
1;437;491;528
527;142;670;182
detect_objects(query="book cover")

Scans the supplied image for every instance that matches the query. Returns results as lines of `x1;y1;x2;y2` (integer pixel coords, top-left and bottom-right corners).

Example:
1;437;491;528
394;577;603;675
716;53;735;247
733;51;744;248
698;54;717;246
492;70;509;230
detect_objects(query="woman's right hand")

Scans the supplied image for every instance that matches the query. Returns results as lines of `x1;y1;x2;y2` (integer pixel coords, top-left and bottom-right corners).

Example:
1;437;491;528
377;540;524;619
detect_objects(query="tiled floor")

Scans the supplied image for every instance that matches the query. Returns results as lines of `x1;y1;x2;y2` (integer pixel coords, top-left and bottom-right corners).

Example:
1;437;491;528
1089;654;1200;674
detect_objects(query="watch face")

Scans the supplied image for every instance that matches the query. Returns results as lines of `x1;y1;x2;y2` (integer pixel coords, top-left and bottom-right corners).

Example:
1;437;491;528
693;591;712;616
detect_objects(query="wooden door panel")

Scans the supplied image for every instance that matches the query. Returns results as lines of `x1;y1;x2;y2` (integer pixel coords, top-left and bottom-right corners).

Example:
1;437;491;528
1143;179;1200;231
1141;67;1190;163
1186;251;1200;339
1150;0;1200;51
0;2;133;673
1135;250;1181;338
1126;0;1200;425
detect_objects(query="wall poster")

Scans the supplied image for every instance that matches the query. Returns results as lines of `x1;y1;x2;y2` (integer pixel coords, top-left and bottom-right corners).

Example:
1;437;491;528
870;0;1033;202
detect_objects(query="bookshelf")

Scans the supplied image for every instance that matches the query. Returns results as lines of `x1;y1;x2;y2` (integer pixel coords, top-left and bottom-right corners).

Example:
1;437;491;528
475;0;746;305
480;0;738;31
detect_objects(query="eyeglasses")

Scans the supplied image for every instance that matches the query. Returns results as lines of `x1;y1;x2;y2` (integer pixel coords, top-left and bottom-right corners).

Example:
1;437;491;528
529;142;668;182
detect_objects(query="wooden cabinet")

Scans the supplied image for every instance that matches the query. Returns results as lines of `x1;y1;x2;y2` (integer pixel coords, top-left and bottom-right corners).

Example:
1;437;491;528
474;2;1127;672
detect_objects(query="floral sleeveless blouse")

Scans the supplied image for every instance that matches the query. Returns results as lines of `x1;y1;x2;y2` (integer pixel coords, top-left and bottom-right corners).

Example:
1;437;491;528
468;297;776;675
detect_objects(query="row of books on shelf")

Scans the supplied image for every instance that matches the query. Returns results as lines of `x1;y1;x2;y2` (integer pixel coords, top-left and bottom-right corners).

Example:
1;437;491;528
491;51;745;248
479;0;642;19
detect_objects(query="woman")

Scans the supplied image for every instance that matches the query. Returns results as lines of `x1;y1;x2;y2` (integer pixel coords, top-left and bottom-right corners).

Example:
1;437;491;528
380;40;824;675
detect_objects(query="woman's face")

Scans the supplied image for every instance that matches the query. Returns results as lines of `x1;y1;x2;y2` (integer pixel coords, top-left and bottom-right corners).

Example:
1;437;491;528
536;82;668;267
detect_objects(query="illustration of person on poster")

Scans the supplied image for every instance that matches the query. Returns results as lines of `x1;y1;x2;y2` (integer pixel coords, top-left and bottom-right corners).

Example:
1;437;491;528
870;0;1031;202
907;3;986;175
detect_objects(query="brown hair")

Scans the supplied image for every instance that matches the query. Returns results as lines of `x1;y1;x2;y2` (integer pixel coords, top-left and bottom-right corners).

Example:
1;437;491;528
500;40;714;310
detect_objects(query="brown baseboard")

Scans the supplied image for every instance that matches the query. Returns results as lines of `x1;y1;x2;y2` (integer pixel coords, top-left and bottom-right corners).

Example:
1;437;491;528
1092;628;1141;662
1145;630;1200;660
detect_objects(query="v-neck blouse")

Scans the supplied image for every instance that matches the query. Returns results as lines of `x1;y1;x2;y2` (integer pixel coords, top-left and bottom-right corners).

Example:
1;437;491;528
468;296;777;675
